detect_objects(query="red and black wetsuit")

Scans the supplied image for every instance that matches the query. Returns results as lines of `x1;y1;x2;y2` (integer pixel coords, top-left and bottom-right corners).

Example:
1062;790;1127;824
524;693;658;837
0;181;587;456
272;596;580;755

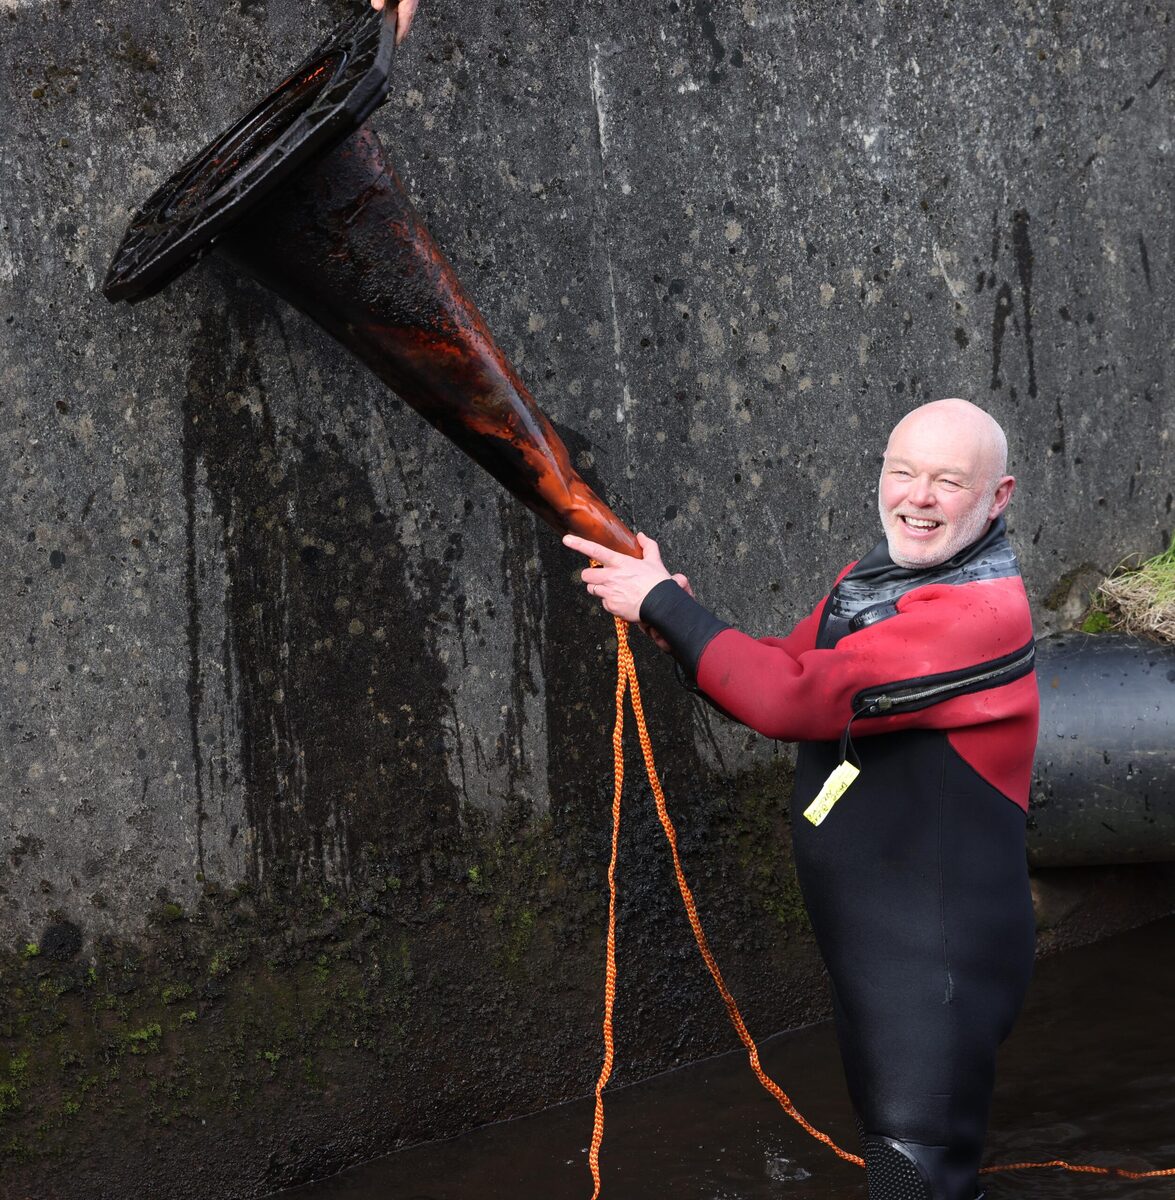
640;517;1038;1200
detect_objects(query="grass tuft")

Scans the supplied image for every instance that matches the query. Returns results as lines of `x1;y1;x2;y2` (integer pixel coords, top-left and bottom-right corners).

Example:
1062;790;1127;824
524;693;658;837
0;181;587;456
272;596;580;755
1094;535;1175;643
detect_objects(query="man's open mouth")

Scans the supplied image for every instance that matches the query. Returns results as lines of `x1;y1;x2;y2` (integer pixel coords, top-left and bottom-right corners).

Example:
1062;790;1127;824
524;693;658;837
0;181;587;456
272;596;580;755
899;516;942;531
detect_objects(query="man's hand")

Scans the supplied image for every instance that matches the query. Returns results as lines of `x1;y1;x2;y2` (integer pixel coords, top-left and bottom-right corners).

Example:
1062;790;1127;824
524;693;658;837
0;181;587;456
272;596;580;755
370;0;419;45
563;532;692;650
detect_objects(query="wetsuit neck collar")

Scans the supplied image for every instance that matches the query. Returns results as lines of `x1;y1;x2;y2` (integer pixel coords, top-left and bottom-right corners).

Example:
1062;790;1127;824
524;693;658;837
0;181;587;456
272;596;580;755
816;517;1020;650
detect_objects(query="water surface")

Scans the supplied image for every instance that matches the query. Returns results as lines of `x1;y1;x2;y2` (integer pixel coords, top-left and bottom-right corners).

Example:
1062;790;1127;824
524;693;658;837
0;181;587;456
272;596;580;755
274;916;1175;1199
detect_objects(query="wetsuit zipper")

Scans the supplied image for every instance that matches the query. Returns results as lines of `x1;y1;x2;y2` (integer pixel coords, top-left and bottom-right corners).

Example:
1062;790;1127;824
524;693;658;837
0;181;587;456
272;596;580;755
837;640;1036;767
853;641;1037;717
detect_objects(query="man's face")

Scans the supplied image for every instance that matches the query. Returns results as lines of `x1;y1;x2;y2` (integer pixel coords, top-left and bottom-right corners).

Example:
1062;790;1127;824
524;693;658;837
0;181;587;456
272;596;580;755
877;414;1002;568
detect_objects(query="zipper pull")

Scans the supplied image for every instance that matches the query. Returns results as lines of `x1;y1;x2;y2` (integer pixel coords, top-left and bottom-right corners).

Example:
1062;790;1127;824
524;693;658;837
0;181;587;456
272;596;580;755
873;695;893;712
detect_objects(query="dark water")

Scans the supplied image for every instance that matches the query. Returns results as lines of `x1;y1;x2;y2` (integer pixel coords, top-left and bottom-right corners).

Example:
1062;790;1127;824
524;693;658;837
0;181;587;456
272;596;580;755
272;917;1175;1199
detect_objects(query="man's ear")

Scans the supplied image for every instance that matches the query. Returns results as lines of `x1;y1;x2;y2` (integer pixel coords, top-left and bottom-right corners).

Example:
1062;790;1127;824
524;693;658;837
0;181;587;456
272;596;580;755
988;475;1016;519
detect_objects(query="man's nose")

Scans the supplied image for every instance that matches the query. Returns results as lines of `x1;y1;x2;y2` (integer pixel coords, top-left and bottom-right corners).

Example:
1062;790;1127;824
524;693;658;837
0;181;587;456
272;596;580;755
907;474;935;505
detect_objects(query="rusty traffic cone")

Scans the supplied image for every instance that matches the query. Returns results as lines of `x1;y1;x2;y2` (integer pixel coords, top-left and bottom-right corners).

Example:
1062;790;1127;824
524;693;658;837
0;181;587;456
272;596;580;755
104;6;638;557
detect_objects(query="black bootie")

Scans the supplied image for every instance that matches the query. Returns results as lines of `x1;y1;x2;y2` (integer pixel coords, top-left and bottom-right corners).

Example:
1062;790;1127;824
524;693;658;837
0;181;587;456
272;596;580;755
861;1135;980;1200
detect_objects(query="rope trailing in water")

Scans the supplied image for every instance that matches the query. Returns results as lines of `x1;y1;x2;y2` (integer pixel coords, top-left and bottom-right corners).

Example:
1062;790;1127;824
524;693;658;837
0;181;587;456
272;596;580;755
587;615;1175;1194
982;1157;1175;1180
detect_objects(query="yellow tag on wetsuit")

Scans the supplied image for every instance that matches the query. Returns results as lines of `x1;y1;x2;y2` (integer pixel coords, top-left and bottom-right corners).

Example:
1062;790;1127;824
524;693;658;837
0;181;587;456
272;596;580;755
803;761;860;826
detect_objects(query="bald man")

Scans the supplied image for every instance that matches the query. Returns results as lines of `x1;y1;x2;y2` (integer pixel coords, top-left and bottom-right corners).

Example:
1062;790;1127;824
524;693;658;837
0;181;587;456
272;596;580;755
565;400;1039;1200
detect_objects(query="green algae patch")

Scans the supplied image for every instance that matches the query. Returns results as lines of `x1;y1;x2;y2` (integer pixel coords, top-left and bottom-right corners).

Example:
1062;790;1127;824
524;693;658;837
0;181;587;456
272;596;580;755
121;1024;163;1055
1079;608;1115;634
0;1051;31;1117
160;983;192;1006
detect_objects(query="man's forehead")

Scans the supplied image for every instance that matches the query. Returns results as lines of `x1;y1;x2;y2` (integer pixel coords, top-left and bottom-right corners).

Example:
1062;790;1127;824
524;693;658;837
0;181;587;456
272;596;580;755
881;427;993;485
883;450;972;476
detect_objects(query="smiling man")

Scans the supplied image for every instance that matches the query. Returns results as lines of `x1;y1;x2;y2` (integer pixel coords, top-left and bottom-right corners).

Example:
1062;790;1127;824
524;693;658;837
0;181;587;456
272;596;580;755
879;400;1014;567
565;398;1039;1200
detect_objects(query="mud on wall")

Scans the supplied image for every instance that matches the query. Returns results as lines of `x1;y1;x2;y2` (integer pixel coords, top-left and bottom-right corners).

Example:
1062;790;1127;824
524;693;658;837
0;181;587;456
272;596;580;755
1;0;1172;1196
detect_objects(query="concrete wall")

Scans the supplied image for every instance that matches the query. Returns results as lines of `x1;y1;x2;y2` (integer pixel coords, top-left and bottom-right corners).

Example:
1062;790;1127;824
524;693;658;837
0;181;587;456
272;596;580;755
1;0;1171;1195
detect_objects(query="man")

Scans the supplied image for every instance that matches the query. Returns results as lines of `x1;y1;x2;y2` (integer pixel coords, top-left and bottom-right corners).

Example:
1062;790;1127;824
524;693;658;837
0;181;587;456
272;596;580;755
564;398;1039;1200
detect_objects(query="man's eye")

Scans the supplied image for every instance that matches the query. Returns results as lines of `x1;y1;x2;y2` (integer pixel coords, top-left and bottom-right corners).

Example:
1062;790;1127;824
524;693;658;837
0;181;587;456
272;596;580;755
940;479;962;489
892;470;911;478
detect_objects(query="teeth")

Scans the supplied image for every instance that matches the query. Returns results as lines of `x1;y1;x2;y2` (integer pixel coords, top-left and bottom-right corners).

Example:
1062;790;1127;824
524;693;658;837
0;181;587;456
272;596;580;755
902;517;939;529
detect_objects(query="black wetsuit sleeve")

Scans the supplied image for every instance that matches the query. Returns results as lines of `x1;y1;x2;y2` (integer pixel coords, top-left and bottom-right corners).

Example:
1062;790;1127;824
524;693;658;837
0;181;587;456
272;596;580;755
639;580;729;679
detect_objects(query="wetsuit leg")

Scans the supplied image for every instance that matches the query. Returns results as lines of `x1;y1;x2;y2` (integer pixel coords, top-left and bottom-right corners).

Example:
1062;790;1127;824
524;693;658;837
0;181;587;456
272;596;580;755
792;731;1035;1200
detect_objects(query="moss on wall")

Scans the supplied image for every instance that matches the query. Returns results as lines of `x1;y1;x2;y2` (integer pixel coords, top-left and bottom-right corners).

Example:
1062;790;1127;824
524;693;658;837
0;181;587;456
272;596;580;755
0;754;820;1198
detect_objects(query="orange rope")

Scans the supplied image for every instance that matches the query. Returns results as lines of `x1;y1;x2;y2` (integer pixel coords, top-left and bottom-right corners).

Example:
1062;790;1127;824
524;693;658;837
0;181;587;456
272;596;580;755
587;613;1175;1193
616;618;862;1165
979;1159;1175;1180
586;616;862;1198
585;611;629;1200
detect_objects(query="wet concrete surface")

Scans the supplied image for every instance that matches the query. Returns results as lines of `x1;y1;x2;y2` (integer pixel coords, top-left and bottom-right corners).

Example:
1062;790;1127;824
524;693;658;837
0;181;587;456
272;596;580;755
5;0;1174;1186
271;915;1175;1199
